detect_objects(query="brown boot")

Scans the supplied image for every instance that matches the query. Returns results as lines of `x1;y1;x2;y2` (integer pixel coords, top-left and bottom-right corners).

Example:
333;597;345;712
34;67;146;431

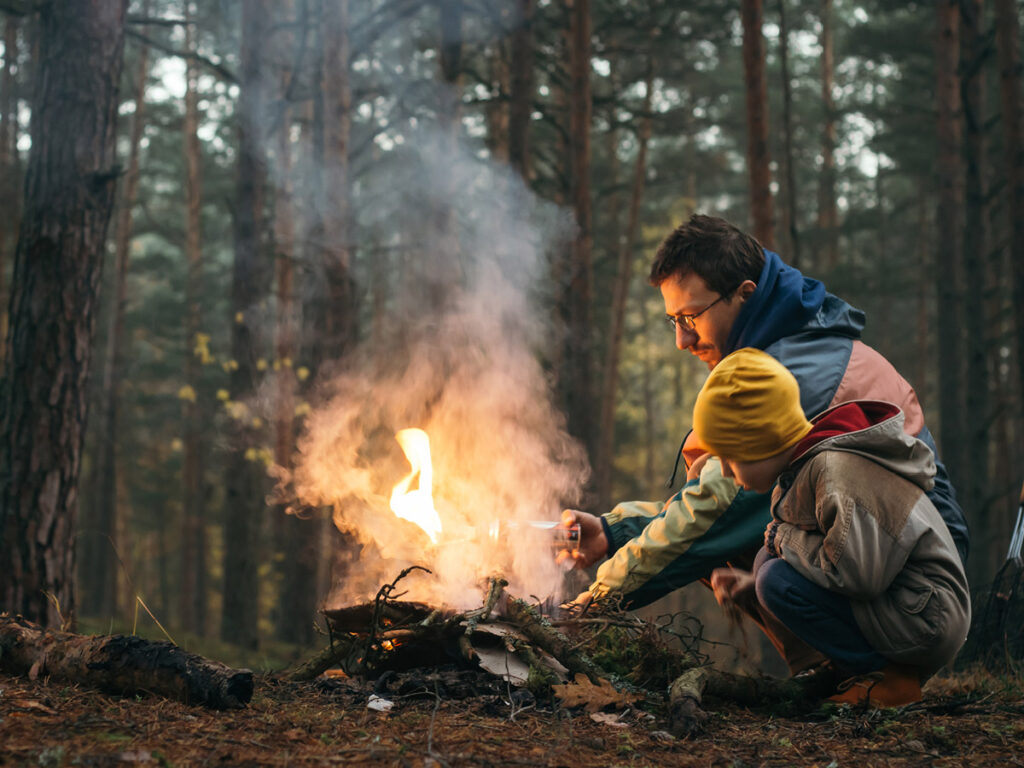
827;664;922;708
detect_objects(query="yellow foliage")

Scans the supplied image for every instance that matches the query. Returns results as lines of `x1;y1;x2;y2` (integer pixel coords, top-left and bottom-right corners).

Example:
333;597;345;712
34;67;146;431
177;385;197;402
256;358;268;371
294;402;311;417
296;366;310;381
251;417;263;428
282;357;293;368
170;438;184;452
228;401;248;420
222;359;239;373
216;389;230;401
244;447;258;461
235;311;244;323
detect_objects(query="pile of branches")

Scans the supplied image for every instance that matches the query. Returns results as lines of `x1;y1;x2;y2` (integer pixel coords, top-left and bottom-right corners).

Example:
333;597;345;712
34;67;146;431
291;569;833;736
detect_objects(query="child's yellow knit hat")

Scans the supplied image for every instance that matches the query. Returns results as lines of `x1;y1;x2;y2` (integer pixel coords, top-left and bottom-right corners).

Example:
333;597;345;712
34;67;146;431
693;348;813;462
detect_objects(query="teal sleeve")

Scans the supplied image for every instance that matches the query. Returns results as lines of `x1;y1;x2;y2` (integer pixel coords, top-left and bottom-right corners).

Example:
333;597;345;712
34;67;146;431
592;458;772;609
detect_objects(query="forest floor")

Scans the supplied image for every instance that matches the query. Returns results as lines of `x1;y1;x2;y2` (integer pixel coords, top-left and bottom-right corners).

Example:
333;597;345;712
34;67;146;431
1;664;1023;767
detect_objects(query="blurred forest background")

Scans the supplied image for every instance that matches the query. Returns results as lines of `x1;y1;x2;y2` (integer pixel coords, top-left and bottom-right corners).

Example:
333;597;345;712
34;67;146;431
0;0;1021;664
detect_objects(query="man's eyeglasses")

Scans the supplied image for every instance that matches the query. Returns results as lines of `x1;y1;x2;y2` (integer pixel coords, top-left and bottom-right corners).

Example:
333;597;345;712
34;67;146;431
666;292;731;332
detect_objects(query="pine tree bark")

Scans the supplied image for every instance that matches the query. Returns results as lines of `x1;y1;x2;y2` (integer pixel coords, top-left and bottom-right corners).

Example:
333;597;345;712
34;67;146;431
777;0;801;269
564;0;595;462
934;1;967;499
80;4;150;620
222;0;271;648
0;0;128;627
180;0;207;635
596;63;653;513
817;0;839;269
740;0;775;248
508;0;536;179
994;0;1024;457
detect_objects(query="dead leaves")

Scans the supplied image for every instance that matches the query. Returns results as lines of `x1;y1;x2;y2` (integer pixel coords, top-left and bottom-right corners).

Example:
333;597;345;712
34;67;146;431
551;676;642;713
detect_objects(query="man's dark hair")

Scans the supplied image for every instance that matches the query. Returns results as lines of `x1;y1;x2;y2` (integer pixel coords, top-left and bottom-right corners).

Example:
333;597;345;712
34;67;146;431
648;214;766;294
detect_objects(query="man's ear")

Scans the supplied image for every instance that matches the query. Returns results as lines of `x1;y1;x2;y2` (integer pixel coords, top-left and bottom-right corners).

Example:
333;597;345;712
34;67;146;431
737;279;757;301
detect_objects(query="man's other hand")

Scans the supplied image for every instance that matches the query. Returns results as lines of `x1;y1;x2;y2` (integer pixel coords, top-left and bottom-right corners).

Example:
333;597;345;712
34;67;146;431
556;509;608;569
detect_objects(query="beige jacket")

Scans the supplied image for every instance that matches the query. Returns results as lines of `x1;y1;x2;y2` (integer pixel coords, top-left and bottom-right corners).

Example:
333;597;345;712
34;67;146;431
771;402;971;677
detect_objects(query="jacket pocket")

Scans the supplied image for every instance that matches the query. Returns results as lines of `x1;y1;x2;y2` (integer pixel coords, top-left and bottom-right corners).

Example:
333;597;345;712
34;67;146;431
893;583;934;615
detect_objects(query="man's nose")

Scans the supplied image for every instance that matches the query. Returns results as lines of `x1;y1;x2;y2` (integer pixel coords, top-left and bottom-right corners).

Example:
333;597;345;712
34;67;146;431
676;324;697;350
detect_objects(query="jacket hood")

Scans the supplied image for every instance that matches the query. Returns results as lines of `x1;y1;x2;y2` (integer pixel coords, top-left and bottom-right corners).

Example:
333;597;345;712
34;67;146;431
791;400;936;492
725;249;864;354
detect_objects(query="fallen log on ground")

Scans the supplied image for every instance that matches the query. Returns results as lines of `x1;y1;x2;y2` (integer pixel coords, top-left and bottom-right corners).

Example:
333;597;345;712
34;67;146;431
0;616;253;709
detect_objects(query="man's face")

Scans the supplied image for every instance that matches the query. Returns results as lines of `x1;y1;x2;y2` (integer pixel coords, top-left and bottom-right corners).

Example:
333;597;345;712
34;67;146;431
660;272;754;370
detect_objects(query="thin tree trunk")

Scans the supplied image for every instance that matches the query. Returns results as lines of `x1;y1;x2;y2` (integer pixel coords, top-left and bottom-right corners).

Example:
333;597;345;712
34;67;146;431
0;0;128;628
596;63;653;513
486;39;510;164
0;17;19;357
740;0;775;248
914;186;930;400
80;3;150;620
961;0;989;573
508;0;536;179
222;0;271;648
817;0;839;269
564;0;595;463
994;0;1024;466
934;0;967;503
274;1;317;646
640;303;657;497
180;0;207;636
320;0;357;360
777;0;800;269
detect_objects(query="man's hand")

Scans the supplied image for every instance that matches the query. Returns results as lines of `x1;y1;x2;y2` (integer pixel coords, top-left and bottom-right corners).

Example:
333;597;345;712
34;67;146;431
709;567;755;626
556;509;608;569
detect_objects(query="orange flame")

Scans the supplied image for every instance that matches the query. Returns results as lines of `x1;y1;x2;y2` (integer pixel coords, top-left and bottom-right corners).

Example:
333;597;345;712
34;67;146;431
389;428;443;544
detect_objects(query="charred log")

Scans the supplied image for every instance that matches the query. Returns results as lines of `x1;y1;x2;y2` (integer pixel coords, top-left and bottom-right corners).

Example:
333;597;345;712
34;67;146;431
0;617;253;709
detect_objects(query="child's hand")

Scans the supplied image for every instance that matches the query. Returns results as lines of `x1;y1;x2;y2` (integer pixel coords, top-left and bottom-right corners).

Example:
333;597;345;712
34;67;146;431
710;567;755;626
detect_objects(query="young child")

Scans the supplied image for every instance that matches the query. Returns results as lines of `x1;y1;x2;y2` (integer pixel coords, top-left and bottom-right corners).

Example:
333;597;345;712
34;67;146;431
693;348;970;706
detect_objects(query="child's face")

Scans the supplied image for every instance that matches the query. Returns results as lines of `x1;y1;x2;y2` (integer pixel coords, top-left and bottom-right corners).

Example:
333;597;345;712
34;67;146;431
719;453;789;494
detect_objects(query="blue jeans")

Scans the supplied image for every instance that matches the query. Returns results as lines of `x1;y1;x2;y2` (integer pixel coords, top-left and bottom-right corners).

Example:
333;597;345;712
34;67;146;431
755;555;888;675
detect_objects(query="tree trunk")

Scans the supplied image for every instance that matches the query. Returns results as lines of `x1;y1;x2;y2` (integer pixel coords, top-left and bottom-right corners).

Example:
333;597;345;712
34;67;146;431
817;0;839;270
0;17;19;358
934;0;967;501
80;3;150;621
274;1;318;647
961;0;990;578
777;0;800;269
0;616;252;709
564;0;595;463
596;63;653;513
485;39;510;164
995;0;1024;466
740;0;775;248
222;0;271;648
180;0;207;636
508;0;536;179
0;0;127;628
319;0;357;362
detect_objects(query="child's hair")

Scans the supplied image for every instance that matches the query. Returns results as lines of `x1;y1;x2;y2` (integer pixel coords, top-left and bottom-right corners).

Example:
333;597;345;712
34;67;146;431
693;347;812;462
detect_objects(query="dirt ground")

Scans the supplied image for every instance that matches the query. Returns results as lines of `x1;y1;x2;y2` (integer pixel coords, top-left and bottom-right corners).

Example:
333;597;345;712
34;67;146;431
2;666;1023;767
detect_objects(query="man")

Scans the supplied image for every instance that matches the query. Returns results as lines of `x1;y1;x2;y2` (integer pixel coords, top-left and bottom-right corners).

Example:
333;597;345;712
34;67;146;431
562;214;969;674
